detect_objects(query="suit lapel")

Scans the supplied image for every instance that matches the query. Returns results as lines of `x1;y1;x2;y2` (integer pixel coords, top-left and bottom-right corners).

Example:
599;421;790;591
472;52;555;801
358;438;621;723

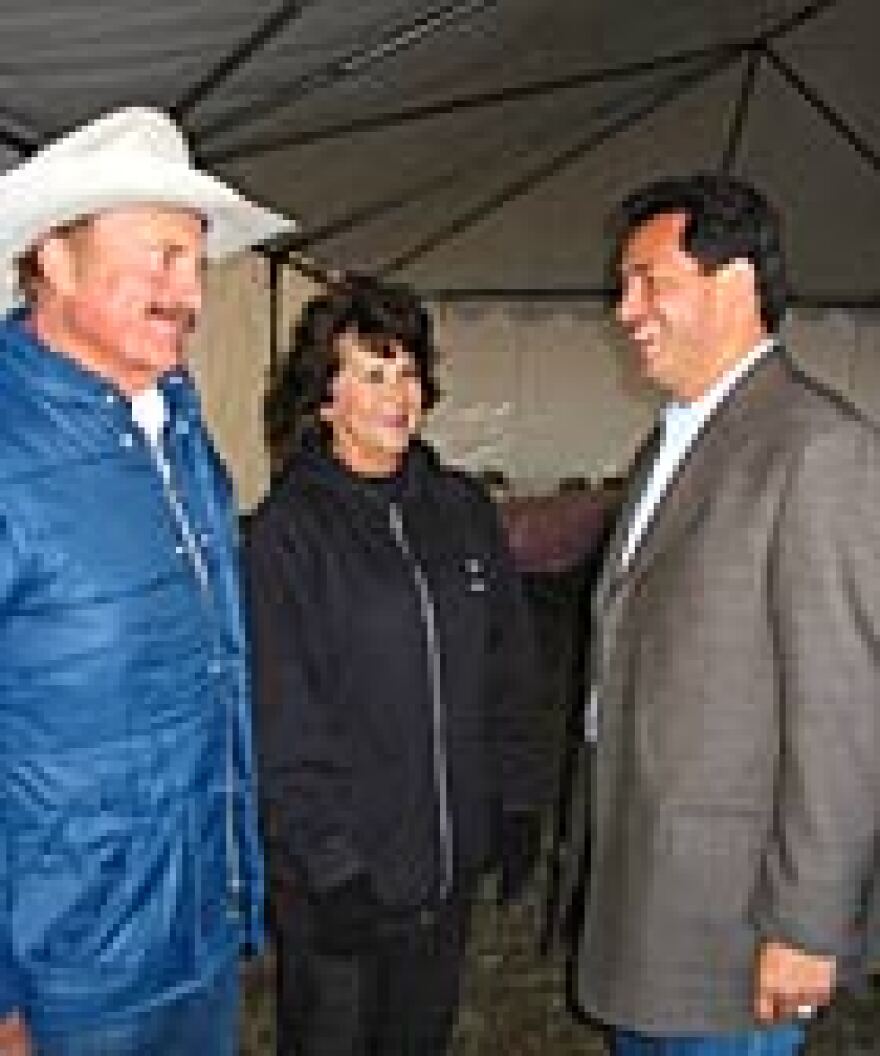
601;349;787;612
595;420;663;612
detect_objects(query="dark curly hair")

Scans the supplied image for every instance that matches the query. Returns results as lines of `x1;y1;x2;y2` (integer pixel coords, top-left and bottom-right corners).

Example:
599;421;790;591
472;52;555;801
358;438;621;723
265;274;439;470
611;172;787;332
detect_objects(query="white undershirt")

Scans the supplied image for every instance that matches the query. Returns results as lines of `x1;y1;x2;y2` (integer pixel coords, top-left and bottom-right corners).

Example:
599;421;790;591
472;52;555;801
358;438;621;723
129;383;208;590
129;384;168;461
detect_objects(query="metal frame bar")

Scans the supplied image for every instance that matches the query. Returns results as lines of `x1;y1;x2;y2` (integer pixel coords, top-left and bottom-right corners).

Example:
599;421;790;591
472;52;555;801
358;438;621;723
415;287;880;314
789;293;880;311
270;165;475;255
172;1;314;125
196;0;500;149
208;0;838;164
270;272;880;314
422;286;615;301
758;0;839;46
762;44;880;175
267;253;282;373
269;0;840;276
272;0;853;296
378;51;741;276
203;41;737;165
719;49;761;173
283;250;343;288
268;81;658;255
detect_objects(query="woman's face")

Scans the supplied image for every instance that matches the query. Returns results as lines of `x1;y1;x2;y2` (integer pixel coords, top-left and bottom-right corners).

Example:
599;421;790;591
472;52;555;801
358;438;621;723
321;328;425;476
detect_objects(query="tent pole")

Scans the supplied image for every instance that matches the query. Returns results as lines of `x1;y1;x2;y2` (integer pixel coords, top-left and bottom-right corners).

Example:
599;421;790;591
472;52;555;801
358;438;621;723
719;50;761;174
268;253;282;375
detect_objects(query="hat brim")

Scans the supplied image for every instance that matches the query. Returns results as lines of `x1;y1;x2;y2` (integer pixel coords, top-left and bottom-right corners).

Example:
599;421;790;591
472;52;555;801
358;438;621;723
0;150;295;265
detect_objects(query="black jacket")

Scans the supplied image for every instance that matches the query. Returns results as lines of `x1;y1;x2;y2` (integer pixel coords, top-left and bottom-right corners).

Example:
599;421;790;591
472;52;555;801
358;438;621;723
247;442;546;910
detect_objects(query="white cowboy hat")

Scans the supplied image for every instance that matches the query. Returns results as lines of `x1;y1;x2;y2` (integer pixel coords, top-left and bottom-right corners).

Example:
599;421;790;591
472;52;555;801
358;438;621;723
0;106;295;308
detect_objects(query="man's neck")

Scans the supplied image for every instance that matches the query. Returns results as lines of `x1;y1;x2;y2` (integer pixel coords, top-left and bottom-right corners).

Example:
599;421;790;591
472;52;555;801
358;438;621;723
677;329;770;404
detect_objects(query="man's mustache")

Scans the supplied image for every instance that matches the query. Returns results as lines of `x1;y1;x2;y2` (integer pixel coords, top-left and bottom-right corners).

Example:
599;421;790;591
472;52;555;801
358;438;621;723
147;303;197;333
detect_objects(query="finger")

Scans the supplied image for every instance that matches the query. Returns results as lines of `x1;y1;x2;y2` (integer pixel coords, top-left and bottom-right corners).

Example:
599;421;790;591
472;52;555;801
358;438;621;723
755;986;777;1024
801;986;833;1010
815;981;834;1007
761;986;813;1025
770;997;796;1023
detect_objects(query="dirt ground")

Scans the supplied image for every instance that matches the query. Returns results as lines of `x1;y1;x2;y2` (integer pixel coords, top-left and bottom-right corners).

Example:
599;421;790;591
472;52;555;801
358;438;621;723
241;875;880;1055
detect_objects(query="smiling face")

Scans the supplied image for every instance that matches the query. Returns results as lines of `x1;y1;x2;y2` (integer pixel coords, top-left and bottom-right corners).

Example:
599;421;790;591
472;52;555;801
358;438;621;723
31;204;206;393
615;210;765;402
320;328;425;477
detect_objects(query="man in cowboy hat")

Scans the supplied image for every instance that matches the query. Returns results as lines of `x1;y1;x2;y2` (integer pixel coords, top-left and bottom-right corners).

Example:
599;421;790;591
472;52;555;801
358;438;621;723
0;107;292;1054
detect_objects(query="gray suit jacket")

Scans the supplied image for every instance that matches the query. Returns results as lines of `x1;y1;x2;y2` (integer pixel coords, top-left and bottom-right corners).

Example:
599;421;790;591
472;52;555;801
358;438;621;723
575;349;880;1034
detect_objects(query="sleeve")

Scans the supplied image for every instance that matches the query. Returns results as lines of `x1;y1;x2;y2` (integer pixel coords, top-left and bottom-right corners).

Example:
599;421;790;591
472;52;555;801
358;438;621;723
246;506;366;896
483;498;555;815
0;957;21;1024
0;932;21;1021
0;513;25;1019
752;422;880;957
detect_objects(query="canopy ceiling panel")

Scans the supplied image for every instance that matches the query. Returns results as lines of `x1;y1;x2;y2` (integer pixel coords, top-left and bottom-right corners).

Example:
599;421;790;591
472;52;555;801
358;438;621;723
0;0;873;305
775;0;880;151
376;63;748;291
193;0;805;163
0;1;262;140
734;60;880;300
216;58;720;272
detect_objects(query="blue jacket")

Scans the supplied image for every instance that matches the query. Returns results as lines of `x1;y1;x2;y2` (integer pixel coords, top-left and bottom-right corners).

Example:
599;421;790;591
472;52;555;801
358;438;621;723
0;311;264;1036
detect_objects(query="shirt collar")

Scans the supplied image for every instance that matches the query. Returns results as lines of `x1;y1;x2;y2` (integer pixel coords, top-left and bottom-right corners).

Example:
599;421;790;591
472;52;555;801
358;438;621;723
130;384;168;452
664;337;774;437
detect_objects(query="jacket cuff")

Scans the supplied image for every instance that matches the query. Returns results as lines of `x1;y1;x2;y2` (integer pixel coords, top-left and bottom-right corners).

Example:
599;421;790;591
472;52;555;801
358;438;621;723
0;942;24;1022
750;885;854;960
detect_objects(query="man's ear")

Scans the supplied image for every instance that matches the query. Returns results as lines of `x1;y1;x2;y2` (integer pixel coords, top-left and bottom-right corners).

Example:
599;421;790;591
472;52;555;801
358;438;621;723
719;256;752;280
714;257;757;305
35;233;78;297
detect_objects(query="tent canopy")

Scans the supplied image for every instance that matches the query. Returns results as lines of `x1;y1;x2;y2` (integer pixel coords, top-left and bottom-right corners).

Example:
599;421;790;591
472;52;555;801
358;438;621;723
0;0;877;308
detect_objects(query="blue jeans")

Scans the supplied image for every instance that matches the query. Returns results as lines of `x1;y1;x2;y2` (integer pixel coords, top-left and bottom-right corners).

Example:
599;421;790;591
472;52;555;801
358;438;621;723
613;1023;805;1055
35;963;239;1056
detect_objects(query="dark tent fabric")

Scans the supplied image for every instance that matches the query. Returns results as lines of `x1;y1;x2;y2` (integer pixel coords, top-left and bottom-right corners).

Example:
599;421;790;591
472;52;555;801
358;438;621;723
0;0;876;307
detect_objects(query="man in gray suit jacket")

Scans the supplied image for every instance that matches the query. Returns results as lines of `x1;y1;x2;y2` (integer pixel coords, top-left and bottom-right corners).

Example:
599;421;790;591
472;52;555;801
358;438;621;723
574;172;880;1055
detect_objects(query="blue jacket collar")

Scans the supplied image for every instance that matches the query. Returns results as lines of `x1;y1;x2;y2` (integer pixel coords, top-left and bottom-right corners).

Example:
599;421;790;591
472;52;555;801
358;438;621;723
1;306;201;422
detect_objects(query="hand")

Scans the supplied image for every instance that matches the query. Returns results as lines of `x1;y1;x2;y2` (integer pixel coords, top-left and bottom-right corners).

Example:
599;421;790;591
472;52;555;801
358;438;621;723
755;940;836;1024
498;810;543;905
309;871;380;955
0;1010;31;1056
